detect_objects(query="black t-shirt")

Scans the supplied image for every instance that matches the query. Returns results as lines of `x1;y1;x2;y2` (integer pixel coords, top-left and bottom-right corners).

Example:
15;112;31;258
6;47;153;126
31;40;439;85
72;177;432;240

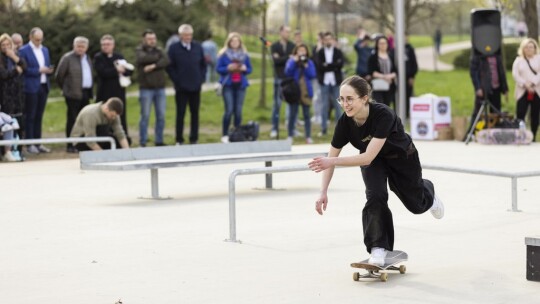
331;102;411;158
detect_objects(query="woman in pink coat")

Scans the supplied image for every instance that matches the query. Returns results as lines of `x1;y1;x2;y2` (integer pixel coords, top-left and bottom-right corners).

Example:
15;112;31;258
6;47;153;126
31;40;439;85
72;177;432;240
512;38;540;140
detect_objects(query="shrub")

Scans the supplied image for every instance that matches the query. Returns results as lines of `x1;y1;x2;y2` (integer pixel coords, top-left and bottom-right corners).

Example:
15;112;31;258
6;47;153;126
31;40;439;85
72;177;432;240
453;43;520;70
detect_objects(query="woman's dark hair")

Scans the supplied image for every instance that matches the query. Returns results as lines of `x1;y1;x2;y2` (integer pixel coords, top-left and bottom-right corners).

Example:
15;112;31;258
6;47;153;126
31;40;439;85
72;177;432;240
292;43;310;57
374;36;389;54
340;75;372;99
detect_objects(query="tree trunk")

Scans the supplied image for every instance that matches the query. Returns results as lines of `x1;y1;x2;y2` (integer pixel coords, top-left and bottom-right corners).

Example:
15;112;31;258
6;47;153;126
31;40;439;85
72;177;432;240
522;0;538;42
296;0;302;31
332;0;338;36
259;0;268;108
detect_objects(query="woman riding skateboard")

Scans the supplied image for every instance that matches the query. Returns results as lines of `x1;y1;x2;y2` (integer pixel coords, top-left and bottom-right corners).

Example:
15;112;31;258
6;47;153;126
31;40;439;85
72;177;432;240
308;75;444;266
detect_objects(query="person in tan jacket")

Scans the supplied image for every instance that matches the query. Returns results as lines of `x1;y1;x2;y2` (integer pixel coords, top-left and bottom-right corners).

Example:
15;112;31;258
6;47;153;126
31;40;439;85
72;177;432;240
512;38;540;140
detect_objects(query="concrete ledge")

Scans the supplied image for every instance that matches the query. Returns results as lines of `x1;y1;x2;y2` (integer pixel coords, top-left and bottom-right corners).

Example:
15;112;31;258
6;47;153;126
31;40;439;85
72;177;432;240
80;140;291;164
526;237;540;246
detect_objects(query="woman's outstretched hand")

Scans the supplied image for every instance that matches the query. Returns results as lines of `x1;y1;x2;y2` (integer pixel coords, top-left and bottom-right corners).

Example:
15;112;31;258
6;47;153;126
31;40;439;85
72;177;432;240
308;157;332;173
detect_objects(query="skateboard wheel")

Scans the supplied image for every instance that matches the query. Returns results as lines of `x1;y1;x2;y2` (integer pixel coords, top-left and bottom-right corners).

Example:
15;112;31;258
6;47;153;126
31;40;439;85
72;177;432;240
380;273;388;282
399;265;406;274
353;272;359;281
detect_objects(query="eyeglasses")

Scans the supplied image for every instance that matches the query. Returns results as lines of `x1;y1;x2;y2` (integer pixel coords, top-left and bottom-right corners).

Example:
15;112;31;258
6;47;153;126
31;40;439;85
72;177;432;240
336;96;362;105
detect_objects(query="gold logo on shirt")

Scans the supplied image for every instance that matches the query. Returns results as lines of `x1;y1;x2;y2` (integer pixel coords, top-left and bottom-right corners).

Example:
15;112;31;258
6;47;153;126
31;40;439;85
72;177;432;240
361;135;372;142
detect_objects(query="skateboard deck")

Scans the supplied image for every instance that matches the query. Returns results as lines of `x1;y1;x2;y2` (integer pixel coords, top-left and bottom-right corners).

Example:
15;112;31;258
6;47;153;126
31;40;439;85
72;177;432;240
350;250;408;282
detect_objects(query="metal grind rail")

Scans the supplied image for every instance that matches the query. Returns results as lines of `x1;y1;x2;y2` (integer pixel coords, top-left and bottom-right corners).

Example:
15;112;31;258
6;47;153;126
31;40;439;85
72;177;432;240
226;163;540;243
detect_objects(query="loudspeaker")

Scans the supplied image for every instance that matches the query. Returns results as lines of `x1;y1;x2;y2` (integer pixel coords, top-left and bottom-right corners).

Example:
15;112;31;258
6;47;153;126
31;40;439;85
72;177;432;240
471;9;502;56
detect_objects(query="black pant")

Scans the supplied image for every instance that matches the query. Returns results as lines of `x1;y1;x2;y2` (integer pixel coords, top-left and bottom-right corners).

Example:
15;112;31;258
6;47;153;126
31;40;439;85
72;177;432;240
372;88;396;109
75;125;119;151
360;148;434;253
175;89;201;144
66;89;92;148
406;81;414;118
516;92;540;140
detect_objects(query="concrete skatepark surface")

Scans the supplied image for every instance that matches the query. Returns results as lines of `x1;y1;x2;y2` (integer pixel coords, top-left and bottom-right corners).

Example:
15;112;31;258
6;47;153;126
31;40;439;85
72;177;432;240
1;141;539;303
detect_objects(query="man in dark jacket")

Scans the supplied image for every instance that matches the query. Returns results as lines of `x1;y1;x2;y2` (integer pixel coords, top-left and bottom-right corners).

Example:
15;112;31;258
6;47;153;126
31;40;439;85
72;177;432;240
269;25;295;138
135;29;170;147
315;32;344;135
167;24;206;145
55;36;93;153
94;34;133;143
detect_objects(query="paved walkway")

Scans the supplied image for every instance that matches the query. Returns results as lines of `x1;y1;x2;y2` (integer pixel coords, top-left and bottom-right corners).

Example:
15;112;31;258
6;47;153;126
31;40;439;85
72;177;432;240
416;41;471;71
1;141;539;303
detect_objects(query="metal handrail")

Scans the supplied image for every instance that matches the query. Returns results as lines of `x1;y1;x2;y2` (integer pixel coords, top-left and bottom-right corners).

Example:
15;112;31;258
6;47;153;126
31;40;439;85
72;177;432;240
0;137;116;150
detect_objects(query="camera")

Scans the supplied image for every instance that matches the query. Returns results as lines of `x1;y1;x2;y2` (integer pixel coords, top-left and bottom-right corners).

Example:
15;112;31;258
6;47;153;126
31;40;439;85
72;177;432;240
299;55;307;63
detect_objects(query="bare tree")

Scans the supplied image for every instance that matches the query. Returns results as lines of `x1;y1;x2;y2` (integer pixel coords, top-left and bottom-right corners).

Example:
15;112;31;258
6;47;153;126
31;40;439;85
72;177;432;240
520;0;538;41
350;0;438;34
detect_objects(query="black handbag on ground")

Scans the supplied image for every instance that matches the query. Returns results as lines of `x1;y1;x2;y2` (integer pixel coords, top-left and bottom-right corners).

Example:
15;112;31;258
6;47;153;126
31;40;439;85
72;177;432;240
228;121;260;142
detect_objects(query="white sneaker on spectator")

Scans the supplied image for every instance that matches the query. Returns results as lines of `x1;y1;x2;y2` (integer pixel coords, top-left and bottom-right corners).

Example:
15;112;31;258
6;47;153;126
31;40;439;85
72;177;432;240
294;130;303;137
306;137;313;144
37;145;51;153
1;124;13;132
27;145;39;154
221;135;229;143
270;130;277;138
368;247;387;266
430;193;444;219
3;151;17;162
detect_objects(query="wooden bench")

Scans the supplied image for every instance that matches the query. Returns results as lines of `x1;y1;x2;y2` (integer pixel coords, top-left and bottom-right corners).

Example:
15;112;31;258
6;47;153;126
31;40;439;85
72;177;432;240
80;140;326;199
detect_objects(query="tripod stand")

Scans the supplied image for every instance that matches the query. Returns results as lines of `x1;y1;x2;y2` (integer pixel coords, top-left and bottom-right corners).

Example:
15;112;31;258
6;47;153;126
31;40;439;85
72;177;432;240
464;93;501;145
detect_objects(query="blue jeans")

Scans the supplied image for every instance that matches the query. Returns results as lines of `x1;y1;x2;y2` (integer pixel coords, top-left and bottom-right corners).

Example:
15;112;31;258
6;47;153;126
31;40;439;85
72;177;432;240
222;86;246;136
139;88;166;145
288;102;311;138
24;84;48;139
271;79;293;133
320;84;342;134
206;63;215;83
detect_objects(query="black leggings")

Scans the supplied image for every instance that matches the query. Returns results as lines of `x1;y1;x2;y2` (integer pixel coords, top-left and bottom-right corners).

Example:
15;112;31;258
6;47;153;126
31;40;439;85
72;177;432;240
516;93;540;140
360;149;435;253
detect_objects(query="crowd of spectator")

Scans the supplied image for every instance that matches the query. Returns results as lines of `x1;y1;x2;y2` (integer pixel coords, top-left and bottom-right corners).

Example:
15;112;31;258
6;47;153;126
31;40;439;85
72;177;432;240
0;23;418;162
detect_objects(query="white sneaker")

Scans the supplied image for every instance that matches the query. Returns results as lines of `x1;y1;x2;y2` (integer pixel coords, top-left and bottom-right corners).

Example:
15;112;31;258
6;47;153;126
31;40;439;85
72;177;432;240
293;129;303;137
3;151;17;162
430;193;444;219
27;145;39;154
306;137;313;144
270;130;277;138
37;145;51;153
368;247;387;266
221;135;229;143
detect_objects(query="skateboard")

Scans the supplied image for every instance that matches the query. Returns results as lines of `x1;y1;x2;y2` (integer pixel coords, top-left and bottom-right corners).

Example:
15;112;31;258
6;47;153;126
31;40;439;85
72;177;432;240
350;250;408;282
